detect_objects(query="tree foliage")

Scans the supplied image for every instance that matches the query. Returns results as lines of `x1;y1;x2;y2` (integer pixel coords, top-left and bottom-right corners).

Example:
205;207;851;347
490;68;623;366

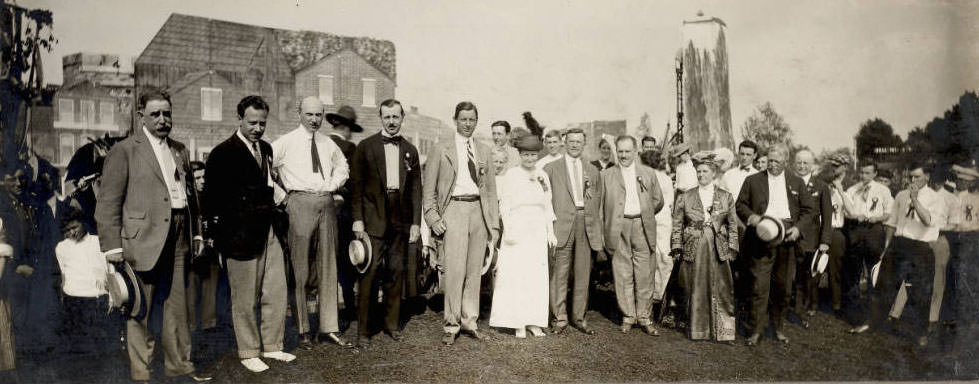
740;102;793;151
854;118;902;161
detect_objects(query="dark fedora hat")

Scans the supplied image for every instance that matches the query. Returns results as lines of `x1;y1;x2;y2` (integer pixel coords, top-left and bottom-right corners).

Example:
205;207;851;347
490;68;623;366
326;105;363;133
106;262;147;321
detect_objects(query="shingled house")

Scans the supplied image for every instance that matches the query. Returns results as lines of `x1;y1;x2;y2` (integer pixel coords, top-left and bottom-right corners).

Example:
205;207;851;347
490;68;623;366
135;13;397;160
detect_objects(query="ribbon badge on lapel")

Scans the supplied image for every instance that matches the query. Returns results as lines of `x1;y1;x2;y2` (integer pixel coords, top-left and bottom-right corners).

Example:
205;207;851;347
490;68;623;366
536;175;549;192
870;197;879;212
477;161;487;186
966;205;973;221
636;176;647;193
583;176;593;200
404;152;412;172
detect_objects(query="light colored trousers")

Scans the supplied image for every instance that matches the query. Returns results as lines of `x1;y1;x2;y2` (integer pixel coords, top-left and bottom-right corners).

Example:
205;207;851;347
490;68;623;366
441;200;487;334
286;192;340;335
227;228;287;359
612;217;654;326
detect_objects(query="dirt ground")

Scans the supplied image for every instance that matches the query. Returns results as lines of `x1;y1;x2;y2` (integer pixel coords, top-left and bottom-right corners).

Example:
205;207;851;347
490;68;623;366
5;290;978;383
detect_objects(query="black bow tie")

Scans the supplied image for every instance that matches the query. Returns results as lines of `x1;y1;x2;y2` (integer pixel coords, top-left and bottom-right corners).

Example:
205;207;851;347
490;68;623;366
741;166;751;171
382;135;403;145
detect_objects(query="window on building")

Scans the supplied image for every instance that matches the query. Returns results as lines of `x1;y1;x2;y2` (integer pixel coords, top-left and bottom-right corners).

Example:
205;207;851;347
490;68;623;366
318;75;334;105
201;87;222;121
59;134;75;165
362;78;376;106
58;99;74;122
99;101;114;125
80;99;96;125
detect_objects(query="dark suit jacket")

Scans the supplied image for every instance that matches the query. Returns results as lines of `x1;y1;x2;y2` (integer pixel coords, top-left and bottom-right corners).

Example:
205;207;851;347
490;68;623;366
350;133;422;237
590;159;614;171
202;133;274;260
95;132;202;272
544;157;604;251
600;164;664;251
671;185;740;262
796;175;833;252
735;171;814;253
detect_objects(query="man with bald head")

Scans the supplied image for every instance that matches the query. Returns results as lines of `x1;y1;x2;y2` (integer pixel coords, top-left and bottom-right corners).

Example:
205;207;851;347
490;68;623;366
272;96;352;349
792;149;832;329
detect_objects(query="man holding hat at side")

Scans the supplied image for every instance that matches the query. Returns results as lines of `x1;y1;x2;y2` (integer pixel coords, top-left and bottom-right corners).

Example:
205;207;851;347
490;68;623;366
736;145;814;346
791;149;833;329
326;105;363;329
672;143;697;193
349;99;422;347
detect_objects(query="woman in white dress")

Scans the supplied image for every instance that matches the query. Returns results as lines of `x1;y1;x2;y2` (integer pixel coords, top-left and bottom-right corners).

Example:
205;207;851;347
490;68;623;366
490;135;557;338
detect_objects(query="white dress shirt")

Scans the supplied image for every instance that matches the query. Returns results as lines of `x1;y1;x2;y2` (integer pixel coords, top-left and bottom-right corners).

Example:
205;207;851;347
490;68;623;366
620;163;641;216
381;132;401;189
565;154;585;208
764;172;792;220
56;235;109;298
830;186;846;228
721;164;757;199
237;129;273;187
675;160;698;192
451;133;480;197
272;125;349;193
845;181;893;220
142;126;187;209
937;188;961;232
886;185;943;242
698;183;716;219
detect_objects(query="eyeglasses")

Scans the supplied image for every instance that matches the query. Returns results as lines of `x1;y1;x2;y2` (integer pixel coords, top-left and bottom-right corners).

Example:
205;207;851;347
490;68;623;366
147;110;172;118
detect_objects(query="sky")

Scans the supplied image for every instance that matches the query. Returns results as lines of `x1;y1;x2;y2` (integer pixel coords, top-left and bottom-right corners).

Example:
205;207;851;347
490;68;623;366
18;0;979;152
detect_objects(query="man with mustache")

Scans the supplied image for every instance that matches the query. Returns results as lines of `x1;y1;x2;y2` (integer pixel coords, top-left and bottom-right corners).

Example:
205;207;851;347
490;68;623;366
271;96;352;349
95;90;210;381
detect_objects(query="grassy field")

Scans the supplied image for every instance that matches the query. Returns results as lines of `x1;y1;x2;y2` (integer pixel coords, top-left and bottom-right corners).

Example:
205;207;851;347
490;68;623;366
7;292;978;383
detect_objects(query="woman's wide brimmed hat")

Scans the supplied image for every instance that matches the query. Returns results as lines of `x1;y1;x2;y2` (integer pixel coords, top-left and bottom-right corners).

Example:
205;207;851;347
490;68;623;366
514;135;542;152
326;105;363;133
106;262;147;321
349;238;373;274
755;215;785;246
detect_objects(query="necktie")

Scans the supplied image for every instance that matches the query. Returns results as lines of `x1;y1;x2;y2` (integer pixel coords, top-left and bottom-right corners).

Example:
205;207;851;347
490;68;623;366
741;166;750;172
572;159;583;204
466;140;478;184
382;135;403;145
251;142;262;166
311;136;325;180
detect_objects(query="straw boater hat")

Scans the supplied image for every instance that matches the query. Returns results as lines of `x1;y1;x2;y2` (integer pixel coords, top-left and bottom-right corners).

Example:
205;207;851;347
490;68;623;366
326;105;364;133
106;262;147;321
670;143;692;158
952;164;979;182
810;249;829;277
348;237;372;274
481;246;495;276
755;215;785;245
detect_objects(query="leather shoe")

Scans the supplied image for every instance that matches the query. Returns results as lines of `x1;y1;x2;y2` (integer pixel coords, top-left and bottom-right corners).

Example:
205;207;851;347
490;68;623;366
620;323;632;333
321;332;354;348
775;331;789;344
551;324;568;335
572;322;595;335
746;333;761;346
641;324;660;336
186;372;213;382
801;319;811;329
462;329;489;341
849;324;870;334
441;332;456;345
298;334;314;350
358;335;371;348
388;330;404;342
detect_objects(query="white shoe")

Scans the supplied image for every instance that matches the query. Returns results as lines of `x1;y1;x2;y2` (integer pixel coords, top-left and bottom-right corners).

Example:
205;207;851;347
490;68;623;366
261;351;297;362
241;357;269;373
515;328;527;339
528;326;546;337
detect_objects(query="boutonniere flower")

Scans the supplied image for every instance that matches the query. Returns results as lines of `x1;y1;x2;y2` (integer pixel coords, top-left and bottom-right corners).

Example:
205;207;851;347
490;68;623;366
404;152;412;172
636;176;647;193
537;175;549;192
583;176;593;200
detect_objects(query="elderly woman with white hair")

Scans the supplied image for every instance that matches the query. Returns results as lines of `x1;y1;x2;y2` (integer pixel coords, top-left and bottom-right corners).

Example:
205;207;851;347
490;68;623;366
670;151;739;343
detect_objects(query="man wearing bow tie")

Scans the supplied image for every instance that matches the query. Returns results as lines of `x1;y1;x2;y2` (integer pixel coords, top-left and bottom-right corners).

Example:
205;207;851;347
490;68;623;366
600;136;664;335
349;99;422;347
841;161;893;334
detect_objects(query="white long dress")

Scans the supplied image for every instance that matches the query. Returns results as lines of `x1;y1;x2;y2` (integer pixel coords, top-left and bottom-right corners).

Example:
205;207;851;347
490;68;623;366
489;166;554;329
652;169;675;301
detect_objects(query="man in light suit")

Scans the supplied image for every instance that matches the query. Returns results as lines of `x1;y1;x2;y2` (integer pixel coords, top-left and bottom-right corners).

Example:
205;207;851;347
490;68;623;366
95;90;210;382
600;136;664;335
203;96;295;373
423;101;500;346
736;145;814;346
349;99;422;347
543;128;604;335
